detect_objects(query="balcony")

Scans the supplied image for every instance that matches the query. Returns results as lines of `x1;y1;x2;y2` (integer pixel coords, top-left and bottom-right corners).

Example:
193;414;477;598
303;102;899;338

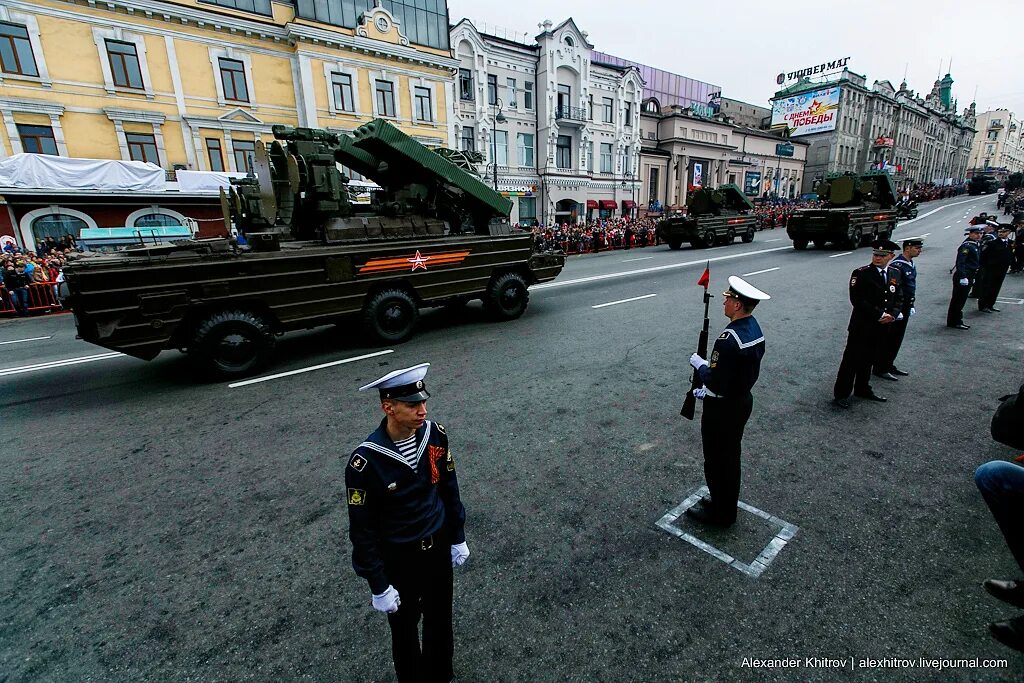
555;105;587;126
989;121;1004;130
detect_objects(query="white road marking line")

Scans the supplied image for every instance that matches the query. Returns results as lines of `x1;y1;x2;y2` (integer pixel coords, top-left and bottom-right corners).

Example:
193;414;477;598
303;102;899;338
228;349;394;388
620;256;654;263
943;225;951;230
996;297;1024;305
764;238;783;242
956;220;962;224
898;197;986;226
920;232;931;237
0;335;52;346
741;267;780;277
533;245;794;290
0;351;124;377
591;293;657;309
828;251;854;258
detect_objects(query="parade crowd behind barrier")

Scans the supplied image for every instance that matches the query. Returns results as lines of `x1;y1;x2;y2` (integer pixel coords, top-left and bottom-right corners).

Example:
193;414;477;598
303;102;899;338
1;235;78;317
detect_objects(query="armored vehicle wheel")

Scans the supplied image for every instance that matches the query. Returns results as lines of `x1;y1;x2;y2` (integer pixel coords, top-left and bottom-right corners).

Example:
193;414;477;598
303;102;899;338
191;309;275;378
702;230;716;248
793;239;809;250
813;239;826;249
725;228;736;244
667;238;683;250
741;227;755;243
484;271;529;321
362;289;419;343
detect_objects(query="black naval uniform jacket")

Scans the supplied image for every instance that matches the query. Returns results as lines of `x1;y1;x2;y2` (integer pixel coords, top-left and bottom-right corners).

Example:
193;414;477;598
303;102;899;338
696;316;765;399
953;239;981;282
887;255;916;315
848;264;899;331
981;235;1013;271
346;419;466;594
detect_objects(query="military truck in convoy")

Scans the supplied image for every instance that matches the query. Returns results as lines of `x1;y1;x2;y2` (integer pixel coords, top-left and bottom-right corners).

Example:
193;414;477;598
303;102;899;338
655;184;758;250
786;172;898;250
968;173;998;195
62;120;565;378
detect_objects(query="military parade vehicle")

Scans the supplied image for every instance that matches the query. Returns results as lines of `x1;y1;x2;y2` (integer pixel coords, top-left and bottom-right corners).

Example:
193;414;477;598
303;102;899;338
62;120;565;378
655;184;757;250
968;172;998;195
786;171;898;250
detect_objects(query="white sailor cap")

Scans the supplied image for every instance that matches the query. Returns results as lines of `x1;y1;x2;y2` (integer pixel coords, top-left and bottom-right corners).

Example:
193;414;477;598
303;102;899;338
359;362;431;402
723;275;771;305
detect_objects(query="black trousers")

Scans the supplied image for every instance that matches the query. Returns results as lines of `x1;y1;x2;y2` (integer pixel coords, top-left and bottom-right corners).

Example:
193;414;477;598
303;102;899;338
947;280;971;326
875;313;909;373
381;533;454;683
979;268;1008;310
834;325;881;399
700;393;753;524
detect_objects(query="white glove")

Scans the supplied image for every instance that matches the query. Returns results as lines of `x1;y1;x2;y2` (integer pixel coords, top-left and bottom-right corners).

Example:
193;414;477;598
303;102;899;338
689;353;708;370
896;312;904;321
371;585;401;614
959;278;969;286
693;386;707;400
451;542;470;567
910;307;915;316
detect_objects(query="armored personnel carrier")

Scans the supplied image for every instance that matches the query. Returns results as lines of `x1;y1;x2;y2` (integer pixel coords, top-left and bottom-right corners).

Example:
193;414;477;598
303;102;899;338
655;184;757;250
63;120;564;378
787;172;898;250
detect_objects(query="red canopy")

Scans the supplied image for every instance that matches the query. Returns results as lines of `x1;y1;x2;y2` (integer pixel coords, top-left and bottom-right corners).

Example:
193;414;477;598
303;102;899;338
599;200;617;209
586;199;598;209
622;200;636;209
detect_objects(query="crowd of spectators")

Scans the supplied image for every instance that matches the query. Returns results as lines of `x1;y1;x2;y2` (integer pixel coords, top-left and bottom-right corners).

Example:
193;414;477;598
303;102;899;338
1;235;78;316
525;217;662;254
908;182;968;202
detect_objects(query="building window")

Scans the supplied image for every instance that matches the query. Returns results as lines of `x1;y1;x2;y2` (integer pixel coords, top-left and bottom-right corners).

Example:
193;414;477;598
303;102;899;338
494;130;508;166
134;213;182;228
295;0;448;50
506;78;516;107
588;94;594;120
556;84;571;115
600;143;613;173
524;81;534;110
602;97;614;124
556;135;572;169
233;139;256;173
459;69;473;101
518;196;536;224
987;131;998;141
487;74;497;106
219;58;249;102
517;133;534;167
375;79;396;117
0;22;39;76
126;133;159;165
586;141;593;172
460;126;474;153
648;167;659;202
206;138;225;172
32;214;89;243
106;40;144;90
17;124;58;155
200;0;273;15
332;72;355;112
624;101;632;126
414;86;432;122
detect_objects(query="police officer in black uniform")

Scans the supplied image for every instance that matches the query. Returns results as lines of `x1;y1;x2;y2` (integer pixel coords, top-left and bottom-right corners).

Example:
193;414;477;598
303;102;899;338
833;239;900;408
947;225;982;329
875;237;922;379
978;225;1014;312
685;276;770;527
346;363;467;683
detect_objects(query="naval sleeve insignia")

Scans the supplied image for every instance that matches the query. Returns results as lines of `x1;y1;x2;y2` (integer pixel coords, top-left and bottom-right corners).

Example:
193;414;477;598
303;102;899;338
445;451;455;472
347;488;366;505
718;332;729;339
350;454;367;472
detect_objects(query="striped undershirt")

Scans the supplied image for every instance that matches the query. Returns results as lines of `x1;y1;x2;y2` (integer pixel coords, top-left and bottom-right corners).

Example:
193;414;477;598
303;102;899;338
393;433;418;464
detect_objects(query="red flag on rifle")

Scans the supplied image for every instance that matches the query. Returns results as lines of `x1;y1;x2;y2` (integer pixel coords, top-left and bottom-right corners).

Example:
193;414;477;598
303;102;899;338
696;264;710;289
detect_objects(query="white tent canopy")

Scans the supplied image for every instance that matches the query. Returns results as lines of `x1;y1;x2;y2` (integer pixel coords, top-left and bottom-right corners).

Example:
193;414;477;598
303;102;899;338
175;170;248;193
0;153;165;191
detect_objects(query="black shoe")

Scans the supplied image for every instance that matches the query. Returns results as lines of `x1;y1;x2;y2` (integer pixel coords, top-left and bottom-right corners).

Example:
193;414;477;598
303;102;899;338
989;617;1024;652
988;307;1001;312
684;500;733;528
891;368;910;376
832;397;851;409
854;392;887;402
984;579;1024;609
873;371;899;381
947;323;970;330
980;307;995;313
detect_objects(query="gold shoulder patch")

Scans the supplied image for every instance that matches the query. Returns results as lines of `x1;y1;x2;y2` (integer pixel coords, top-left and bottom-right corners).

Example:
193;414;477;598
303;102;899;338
349;454;367;472
347;488;366;505
445;450;455;472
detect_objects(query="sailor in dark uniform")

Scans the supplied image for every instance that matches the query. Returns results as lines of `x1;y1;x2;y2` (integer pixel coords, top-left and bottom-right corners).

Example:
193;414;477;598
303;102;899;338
346;363;467;683
947;225;982;329
686;276;770;527
875;237;922;379
833;239;900;408
978;224;1014;312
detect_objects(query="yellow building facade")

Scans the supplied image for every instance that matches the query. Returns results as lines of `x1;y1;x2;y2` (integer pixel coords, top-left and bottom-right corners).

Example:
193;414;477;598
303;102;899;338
0;0;458;172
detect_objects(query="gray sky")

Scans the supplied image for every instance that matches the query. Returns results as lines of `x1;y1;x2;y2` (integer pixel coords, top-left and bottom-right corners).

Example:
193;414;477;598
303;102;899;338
448;0;1022;117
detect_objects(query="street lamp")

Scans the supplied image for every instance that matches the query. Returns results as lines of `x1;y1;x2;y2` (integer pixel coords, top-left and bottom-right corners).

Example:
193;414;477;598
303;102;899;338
621;171;636;218
490;98;507;191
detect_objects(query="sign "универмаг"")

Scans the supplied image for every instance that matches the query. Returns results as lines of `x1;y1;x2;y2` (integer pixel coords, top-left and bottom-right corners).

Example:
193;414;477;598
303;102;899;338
777;58;851;85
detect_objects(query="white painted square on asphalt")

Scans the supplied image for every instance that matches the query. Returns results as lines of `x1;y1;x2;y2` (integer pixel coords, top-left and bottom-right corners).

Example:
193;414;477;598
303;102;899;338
656;486;798;578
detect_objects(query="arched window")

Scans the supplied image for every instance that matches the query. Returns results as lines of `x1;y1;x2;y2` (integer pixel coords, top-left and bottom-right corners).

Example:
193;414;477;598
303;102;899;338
564;35;574;47
31;214;89;243
133;213;182;228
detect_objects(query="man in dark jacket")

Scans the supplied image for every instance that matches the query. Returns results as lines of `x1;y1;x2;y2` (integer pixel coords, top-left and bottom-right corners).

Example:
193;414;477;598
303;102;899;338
833;239;900;408
947;226;982;329
2;262;31;315
875;237;922;379
978;225;1014;312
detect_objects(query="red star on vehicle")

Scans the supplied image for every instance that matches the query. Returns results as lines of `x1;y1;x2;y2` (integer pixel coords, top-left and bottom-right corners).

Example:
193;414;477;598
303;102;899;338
407;250;430;271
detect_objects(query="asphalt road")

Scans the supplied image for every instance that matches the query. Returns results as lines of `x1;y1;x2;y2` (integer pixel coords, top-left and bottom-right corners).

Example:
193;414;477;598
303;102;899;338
2;194;1023;682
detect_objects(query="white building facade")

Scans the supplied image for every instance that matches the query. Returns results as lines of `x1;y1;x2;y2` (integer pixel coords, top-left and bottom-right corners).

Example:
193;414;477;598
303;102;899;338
968;109;1024;174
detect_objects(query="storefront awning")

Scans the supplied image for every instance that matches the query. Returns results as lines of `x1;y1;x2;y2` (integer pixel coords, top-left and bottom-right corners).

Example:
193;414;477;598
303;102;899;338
586;200;598;209
622;200;636;209
599;200;617;209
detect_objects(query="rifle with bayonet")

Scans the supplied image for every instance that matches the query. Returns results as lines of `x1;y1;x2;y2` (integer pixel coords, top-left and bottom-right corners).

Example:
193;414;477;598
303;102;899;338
681;265;712;419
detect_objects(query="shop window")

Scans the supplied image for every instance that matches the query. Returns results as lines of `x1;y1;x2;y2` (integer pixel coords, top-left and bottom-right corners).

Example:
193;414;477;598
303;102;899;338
206;138;225;172
219;58;249;102
518;197;537;225
332;72;355;112
233;139;256;174
106;40;144;89
0;21;38;76
134;213;182;228
31;213;88;243
126;133;159;165
17;124;57;155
